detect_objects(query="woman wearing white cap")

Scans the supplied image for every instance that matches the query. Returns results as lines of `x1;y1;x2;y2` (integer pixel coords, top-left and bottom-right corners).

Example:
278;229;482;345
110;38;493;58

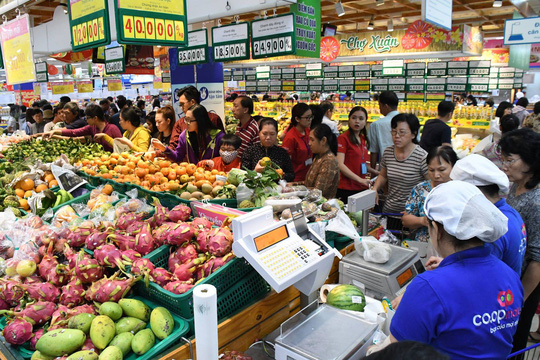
387;181;523;360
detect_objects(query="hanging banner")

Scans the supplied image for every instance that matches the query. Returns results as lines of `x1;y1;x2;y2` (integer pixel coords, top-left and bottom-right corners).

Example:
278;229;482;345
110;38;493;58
212;23;250;62
52;81;75;95
427;61;447;76
177;29;208;66
115;0;188;46
503;17;540;46
0;15;36;85
251;14;295;59
295;79;308;92
105;46;125;74
406;62;426;77
107;78;122;91
468;60;491;76
446;77;467;92
35;62;49;83
306;63;322;78
77;80;93;93
382;59;404;76
68;0;110;51
291;0;321;58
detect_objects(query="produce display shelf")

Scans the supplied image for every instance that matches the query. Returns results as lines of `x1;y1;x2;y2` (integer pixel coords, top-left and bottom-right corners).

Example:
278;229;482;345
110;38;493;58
50;184;96;214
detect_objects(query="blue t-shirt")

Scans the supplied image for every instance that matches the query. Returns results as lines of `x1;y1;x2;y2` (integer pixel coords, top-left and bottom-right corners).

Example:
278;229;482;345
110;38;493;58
488;198;527;275
391;246;523;360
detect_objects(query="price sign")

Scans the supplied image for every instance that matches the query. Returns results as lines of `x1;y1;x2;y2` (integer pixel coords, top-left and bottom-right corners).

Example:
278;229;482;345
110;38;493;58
270;68;282;80
406;93;425;101
295;67;307;79
212;23;249;62
309;79;322;91
406;62;426;77
497;78;514;90
339;79;354;92
223;72;232;81
355;65;370;78
382;60;404;77
515;70;524;79
104;46;125;74
68;0;110;51
282;68;295;80
232;70;244;81
256;66;270;80
468;60;491;76
489;67;499;78
115;0;187;46
426;77;446;92
251;14;295;59
0;15;36;85
354;92;370;101
371;78;388;92
295;79;308;92
270;80;281;92
52;81;75;95
388;78;406;91
323;66;338;78
338;65;354;78
177;29;208;66
371;64;383;77
499;67;515;78
447;61;468;76
489;78;499;91
514;79;523;88
78;80;93;93
323;79;338;92
35;62;48;83
355;79;370;91
306;63;322;78
467;77;489;92
107;78;122;91
245;70;256;81
162;72;171;83
406;78;425;92
245;81;257;92
446;77;467;92
257;80;269;92
282;80;295;91
427;62;447;76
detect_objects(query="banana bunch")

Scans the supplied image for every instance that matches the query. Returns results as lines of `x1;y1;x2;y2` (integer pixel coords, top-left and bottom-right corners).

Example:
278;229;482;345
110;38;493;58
53;189;73;208
29;189;74;216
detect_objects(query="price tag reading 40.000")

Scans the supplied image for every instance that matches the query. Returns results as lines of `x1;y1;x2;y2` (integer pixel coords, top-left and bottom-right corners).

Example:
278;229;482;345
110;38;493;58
68;0;110;52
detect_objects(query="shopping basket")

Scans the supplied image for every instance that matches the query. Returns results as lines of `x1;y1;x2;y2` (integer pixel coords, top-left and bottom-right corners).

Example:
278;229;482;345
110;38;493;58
507;343;540;360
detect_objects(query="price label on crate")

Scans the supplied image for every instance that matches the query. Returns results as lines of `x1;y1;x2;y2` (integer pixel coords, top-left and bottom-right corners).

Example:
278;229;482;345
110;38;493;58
406;62;426;77
212;23;249;62
115;0;187;46
177;29;208;66
427;62;447;76
447;61;468;76
426;78;446;92
406;78;425;92
35;62;48;83
468;60;491;76
104;46;125;74
251;14;295;59
68;0;110;51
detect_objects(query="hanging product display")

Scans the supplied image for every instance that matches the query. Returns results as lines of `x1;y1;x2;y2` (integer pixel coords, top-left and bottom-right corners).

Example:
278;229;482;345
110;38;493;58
212;22;250;62
0;14;36;85
177;29;209;66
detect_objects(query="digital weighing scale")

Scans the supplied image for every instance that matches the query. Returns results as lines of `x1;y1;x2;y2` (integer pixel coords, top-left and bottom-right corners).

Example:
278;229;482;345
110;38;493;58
339;239;425;300
274;303;378;360
232;206;339;295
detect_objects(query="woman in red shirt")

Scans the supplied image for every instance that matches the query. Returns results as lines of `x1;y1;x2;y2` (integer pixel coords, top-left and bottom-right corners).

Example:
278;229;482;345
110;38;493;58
337;106;378;203
282;103;312;182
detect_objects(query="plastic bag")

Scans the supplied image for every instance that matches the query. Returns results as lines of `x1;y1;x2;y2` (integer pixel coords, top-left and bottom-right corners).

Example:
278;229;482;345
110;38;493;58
379;230;400;246
326;210;360;241
357;237;392;264
236;183;254;204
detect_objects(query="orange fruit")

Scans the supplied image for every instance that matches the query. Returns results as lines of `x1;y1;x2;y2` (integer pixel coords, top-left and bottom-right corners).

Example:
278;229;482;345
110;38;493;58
276;168;284;177
180;174;190;183
44;173;55;183
176;166;187;176
194;172;205;181
48;180;58;188
35;184;48;193
24;190;33;198
159;160;171;168
186;164;197;175
135;168;148;179
102;184;113;195
160;168;170;177
180;162;189;167
15;189;25;198
19;198;29;210
20;178;34;191
168;170;177;180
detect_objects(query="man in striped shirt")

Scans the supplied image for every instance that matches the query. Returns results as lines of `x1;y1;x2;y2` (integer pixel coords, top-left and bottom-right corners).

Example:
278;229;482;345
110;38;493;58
233;96;260;159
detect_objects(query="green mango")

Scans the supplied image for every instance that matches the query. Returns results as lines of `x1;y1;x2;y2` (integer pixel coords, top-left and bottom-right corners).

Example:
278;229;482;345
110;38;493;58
150;307;174;340
30;351;54;360
90;315;116;350
115;317;146;335
67;350;99;360
99;302;123;321
109;332;134;356
131;329;155;356
98;346;123;360
118;299;151;322
68;313;96;334
36;329;86;357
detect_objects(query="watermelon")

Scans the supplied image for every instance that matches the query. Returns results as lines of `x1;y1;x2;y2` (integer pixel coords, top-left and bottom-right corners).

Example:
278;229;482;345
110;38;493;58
326;284;366;312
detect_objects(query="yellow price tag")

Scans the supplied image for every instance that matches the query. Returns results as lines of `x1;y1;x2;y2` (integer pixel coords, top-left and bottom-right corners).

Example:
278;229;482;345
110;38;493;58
98;17;105;40
165;20;175;41
144;18;155;40
155;19;165;40
174;21;184;41
123;15;134;38
134;17;145;39
87;21;94;42
72;26;79;46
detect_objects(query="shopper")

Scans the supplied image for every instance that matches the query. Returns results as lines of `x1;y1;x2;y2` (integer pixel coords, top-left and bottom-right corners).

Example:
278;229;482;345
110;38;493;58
6;105;20;135
233;95;260;160
466;94;477;106
388;181;523;360
99;98;111;118
481;114;520;169
99;107;150;152
489;101;513;138
137;99;147;117
44;105;66;132
304;124;340;199
152;104;222;164
372;113;428;230
44;104;122;152
513;97;530;125
336;106;377;203
155;105;176;147
145;111;159;139
241;118;294;182
282;103;313;182
63;102;87;130
110;95;127;133
522;102;540;133
419;101;454;153
152;98;160;111
368;91;400;169
497;129;540;354
320;101;340;138
309;104;324;129
204;134;242;172
402;146;457;243
30;109;50;135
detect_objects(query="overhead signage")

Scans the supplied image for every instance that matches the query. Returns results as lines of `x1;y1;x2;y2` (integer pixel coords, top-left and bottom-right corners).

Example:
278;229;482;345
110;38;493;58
107;78;122;91
339;79;354;92
407;93;425;101
35;62;48;83
295;79;308;91
515;69;524;78
232;70;244;81
77;80;93;93
514;78;523;88
427;62;447;76
406;78;426;92
503;17;540;45
270;68;282;80
0;15;36;85
355;79;370;91
282;80;295;91
371;78;388;92
68;0;110;51
306;63;322;77
245;70;256;81
295;67;306;79
104;46;125;74
115;0;188;46
422;0;452;31
223;72;232;81
269;80;281;92
257;80;269;91
371;64;383;77
282;68;295;79
309;79;322;91
355;65;370;78
338;65;354;78
153;79;162;89
245;81;257;92
323;66;338;78
426;77;446;92
447;61;468;76
467;77;490;92
498;78;514;90
446;77;467;92
291;0;321;58
256;66;270;80
354;92;370;100
468;60;491;76
388;78;406;91
499;67;515;78
406;62;426;77
212;23;250;62
489;67;499;78
323;78;338;92
251;14;295;59
489;78;499;91
382;59;404;76
177;29;208;66
52;81;75;95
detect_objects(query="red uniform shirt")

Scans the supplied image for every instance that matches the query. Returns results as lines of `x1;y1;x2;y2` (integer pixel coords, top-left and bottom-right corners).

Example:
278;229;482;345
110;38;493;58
282;126;311;182
211;156;241;172
337;131;369;191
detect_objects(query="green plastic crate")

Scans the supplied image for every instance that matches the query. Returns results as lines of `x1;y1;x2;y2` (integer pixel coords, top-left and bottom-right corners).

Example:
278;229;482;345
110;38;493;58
102;178;129;194
134;245;270;320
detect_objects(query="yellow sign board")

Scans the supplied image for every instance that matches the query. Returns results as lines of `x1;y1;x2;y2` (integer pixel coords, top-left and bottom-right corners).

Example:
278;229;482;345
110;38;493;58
70;0;105;20
118;0;185;16
52;82;75;95
108;79;122;91
153;80;162;89
78;81;94;93
0;15;36;85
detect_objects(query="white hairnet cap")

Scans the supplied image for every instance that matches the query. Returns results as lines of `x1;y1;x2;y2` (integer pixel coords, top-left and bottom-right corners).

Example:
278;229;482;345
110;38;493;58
424;181;508;242
450;154;509;194
515;91;524;99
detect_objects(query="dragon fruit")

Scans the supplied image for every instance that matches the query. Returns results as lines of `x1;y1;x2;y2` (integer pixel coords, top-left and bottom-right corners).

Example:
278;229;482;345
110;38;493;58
38;243;58;279
166;223;194;246
67;223;95;248
134;224;155;256
64;244;83;270
173;259;202;282
60;279;86;307
152;222;176;246
22;282;60;302
45;264;70;287
109;232;137;251
191;217;213;233
168;243;198;272
151;268;173;287
131;258;155;287
121;249;141;263
85;272;138;303
49;304;96;330
85;227;113;251
168;204;191;223
0;280;25;306
0;299;9;310
2;318;33;345
126;222;144;236
164;280;194;294
30;328;45;350
117;212;146;231
0;301;57;326
151;199;169;228
23;275;42;284
206;228;233;256
196;254;233;280
75;251;104;284
94;244;126;270
194;229;210;253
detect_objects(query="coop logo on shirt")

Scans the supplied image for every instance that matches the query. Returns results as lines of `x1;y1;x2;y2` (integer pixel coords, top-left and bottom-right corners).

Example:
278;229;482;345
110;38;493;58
472;289;520;334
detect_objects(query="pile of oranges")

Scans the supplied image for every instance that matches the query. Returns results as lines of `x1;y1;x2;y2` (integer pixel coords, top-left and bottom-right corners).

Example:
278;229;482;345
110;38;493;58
13;171;59;210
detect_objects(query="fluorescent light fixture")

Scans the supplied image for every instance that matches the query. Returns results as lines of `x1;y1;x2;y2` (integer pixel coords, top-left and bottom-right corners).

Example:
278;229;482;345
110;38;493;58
388;18;394;32
493;0;502;7
335;1;345;17
367;15;374;30
376;0;385;6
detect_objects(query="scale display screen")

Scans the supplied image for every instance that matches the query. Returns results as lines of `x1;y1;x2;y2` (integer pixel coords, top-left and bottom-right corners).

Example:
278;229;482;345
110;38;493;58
397;267;414;288
254;225;289;252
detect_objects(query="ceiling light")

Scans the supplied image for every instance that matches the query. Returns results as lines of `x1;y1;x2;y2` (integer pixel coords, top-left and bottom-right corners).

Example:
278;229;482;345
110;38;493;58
493;0;502;7
376;0;385;6
388;18;394;32
367;15;374;30
335;1;345;17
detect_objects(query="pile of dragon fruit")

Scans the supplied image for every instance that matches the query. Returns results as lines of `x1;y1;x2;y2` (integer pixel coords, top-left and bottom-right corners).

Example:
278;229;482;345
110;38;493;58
0;197;235;348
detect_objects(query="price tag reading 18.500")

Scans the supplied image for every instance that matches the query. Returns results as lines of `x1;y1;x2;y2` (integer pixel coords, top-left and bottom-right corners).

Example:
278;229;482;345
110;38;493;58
212;23;250;62
68;0;110;52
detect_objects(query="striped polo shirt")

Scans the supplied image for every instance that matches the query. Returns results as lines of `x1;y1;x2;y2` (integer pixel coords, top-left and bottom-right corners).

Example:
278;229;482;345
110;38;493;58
235;117;260;159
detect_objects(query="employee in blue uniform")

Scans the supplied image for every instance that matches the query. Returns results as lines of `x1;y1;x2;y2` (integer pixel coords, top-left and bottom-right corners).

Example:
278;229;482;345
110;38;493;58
381;181;524;360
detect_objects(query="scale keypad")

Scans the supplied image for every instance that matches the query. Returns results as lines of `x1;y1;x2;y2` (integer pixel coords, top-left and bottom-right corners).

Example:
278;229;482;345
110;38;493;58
259;240;318;280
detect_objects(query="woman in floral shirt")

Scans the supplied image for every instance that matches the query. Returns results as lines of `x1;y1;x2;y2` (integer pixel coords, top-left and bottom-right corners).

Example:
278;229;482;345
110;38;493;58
402;146;457;242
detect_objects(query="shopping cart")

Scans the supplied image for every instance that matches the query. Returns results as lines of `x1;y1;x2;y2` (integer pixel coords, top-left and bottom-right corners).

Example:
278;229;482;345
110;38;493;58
507;343;540;360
